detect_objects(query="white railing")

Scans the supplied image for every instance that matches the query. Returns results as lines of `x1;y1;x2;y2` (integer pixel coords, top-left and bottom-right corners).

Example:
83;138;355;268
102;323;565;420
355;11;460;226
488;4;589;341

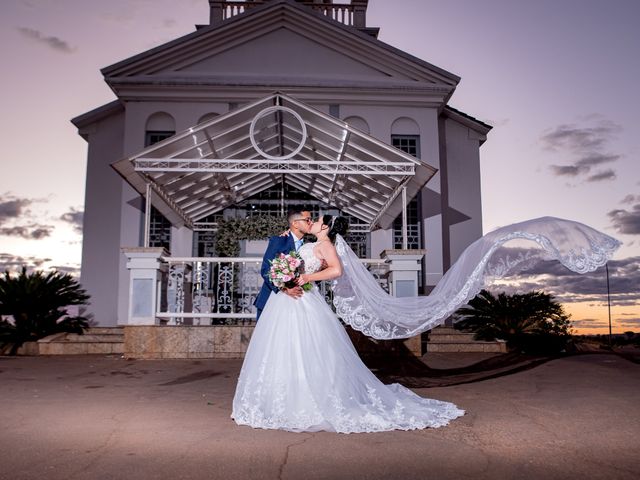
210;1;364;27
158;256;389;325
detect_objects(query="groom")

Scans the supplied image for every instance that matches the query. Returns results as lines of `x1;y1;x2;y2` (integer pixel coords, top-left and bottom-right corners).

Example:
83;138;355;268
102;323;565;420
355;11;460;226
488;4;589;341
254;208;313;320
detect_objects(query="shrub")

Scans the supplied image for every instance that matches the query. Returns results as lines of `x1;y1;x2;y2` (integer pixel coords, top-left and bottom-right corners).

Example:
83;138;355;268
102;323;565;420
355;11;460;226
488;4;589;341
454;289;573;354
0;267;90;354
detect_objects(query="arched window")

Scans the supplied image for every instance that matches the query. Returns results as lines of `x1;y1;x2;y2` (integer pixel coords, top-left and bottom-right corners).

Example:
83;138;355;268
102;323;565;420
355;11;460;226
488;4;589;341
343;116;370;135
145;112;176;147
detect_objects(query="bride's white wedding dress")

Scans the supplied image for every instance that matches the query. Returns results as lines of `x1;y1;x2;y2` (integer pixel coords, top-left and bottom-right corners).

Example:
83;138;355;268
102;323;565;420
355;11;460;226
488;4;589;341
231;242;465;433
232;217;621;433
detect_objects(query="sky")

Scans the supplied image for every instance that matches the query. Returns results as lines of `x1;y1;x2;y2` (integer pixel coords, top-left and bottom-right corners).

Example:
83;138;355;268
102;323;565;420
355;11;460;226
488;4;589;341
0;0;638;333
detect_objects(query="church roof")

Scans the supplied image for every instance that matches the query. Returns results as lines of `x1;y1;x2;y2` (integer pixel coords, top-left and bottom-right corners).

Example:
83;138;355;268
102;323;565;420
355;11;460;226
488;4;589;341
112;92;437;230
101;0;460;101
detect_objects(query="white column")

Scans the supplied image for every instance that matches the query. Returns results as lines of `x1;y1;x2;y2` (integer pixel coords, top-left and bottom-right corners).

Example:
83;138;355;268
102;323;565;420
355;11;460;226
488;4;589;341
381;249;426;298
401;186;408;250
122;247;168;325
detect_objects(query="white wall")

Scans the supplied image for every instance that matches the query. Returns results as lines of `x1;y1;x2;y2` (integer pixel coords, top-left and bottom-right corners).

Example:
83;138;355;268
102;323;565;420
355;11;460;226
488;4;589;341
340;104;443;285
444;118;484;263
79;111;125;326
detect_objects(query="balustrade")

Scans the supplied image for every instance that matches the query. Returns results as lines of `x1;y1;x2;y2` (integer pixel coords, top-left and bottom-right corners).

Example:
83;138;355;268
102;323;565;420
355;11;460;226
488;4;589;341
157;255;389;325
209;1;366;27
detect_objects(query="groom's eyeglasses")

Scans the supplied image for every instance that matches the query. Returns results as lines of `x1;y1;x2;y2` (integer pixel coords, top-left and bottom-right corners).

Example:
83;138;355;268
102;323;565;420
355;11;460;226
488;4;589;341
294;217;313;224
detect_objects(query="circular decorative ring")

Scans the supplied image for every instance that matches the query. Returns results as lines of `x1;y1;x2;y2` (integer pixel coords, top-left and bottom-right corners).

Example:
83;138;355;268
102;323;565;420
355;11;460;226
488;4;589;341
249;106;307;160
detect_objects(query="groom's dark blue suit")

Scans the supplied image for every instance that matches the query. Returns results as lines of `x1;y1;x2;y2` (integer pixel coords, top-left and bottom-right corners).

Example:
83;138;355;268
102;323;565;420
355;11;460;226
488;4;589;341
254;232;299;320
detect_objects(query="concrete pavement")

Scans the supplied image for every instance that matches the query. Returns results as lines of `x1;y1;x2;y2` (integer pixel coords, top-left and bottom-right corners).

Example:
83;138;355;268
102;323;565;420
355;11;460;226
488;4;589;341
1;353;638;480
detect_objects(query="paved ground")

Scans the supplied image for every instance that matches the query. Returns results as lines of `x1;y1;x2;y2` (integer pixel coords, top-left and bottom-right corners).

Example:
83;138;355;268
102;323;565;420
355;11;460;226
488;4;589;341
1;353;639;480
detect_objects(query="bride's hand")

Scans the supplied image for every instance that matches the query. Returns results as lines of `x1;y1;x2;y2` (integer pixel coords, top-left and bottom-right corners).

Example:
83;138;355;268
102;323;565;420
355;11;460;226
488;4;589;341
296;274;309;285
279;228;290;237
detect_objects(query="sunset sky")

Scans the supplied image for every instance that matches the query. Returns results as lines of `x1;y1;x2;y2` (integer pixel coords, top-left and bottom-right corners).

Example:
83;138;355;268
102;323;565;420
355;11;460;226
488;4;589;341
0;0;638;334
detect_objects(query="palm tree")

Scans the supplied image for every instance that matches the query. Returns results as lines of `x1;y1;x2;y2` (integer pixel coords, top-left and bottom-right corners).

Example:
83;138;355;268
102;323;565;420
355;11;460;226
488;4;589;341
454;290;573;354
0;267;90;354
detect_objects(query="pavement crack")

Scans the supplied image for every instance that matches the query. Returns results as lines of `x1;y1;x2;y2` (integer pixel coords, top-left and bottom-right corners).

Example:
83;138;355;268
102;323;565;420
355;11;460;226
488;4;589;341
278;433;315;480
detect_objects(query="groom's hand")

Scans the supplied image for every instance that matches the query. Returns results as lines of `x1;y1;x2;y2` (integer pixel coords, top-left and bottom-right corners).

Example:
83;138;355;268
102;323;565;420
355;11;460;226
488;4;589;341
283;286;303;298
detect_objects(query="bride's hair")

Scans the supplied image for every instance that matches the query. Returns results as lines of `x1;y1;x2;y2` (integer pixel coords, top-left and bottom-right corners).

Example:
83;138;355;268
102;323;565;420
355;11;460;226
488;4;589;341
321;215;349;243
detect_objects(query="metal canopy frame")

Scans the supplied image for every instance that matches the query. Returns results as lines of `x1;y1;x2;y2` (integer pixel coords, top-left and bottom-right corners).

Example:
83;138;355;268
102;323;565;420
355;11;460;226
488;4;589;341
112;92;437;232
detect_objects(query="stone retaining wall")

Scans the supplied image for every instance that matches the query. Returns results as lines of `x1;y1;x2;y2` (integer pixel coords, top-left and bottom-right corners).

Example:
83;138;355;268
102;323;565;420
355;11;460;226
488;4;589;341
124;325;254;359
123;325;423;359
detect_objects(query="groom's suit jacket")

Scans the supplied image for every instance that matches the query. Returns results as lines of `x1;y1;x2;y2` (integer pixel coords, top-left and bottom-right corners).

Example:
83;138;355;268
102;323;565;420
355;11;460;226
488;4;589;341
254;232;300;314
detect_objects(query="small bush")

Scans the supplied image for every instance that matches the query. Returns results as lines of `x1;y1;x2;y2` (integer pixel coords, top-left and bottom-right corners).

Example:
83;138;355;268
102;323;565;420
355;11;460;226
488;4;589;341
0;267;90;354
454;289;573;355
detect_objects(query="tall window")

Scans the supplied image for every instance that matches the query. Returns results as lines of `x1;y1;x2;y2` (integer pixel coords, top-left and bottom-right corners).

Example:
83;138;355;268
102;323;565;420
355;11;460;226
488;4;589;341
391;135;421;250
149;207;172;251
144;125;175;250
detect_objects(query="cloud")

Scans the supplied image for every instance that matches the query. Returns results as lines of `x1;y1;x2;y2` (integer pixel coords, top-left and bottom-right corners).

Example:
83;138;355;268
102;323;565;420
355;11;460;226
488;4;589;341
550;165;589;177
570;318;609;329
17;27;76;53
0;193;54;239
0;196;32;225
542;118;622;182
60;207;84;234
541;121;621;152
608;199;640;235
587;169;616;182
0;225;54;239
0;254;78;277
618;318;640;327
576;153;620;167
0;253;51;272
489;254;640;307
48;265;80;277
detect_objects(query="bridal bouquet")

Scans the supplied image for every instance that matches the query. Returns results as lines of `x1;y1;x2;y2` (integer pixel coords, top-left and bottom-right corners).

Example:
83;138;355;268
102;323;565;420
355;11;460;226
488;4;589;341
269;251;313;292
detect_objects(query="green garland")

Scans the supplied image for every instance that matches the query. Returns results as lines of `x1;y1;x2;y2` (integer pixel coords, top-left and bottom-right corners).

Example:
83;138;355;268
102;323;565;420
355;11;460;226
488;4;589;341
214;215;289;257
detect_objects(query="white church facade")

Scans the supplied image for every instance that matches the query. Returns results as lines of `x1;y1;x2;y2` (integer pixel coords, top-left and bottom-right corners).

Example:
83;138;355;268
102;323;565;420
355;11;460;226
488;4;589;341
72;0;491;328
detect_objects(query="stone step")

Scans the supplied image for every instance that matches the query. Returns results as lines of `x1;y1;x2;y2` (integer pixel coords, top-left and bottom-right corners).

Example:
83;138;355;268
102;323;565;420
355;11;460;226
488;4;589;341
429;326;465;335
427;342;507;353
86;327;124;334
38;342;124;355
53;333;124;343
35;327;125;355
428;333;478;342
426;326;507;353
428;338;499;345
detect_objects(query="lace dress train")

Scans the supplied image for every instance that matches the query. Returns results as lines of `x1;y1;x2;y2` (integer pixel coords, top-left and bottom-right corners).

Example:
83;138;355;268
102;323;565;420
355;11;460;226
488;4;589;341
231;243;464;433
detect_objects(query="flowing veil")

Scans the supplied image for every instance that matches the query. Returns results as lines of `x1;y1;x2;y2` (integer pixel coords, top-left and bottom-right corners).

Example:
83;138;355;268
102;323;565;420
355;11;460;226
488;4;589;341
332;217;622;340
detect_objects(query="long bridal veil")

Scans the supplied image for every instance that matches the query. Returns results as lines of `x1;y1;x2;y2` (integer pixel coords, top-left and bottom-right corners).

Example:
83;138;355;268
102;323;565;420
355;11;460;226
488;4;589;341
333;217;621;340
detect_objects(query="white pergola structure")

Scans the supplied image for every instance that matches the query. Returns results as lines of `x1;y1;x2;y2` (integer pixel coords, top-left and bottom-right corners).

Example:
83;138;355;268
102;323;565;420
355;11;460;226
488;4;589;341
113;92;437;244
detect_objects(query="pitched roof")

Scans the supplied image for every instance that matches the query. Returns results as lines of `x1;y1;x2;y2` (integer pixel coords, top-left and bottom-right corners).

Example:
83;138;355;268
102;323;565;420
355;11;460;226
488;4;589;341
102;0;459;93
70;100;123;132
442;105;492;145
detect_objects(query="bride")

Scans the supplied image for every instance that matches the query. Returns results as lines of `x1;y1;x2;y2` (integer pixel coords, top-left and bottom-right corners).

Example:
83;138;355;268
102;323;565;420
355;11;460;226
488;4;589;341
231;215;621;433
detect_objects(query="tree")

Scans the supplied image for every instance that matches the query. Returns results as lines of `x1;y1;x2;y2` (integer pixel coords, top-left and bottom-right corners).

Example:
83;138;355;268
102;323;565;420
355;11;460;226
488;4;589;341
454;289;573;354
0;267;90;355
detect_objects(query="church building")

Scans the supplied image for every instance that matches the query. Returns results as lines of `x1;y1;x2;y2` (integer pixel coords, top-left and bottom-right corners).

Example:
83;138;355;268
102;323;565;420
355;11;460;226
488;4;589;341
72;0;491;327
